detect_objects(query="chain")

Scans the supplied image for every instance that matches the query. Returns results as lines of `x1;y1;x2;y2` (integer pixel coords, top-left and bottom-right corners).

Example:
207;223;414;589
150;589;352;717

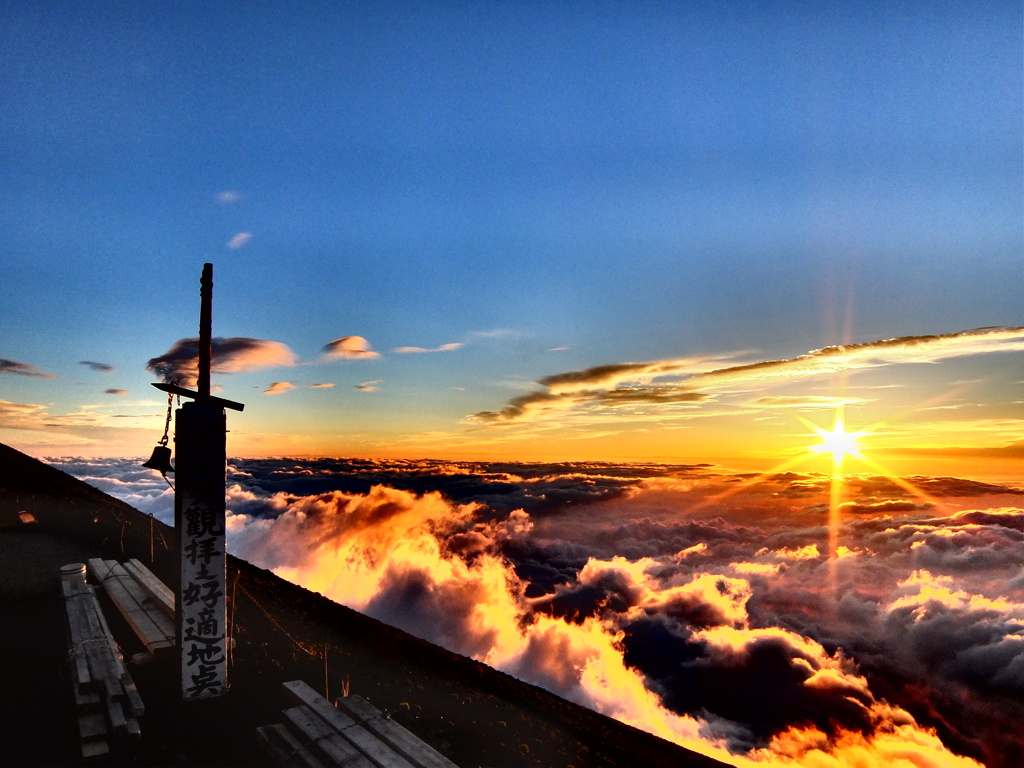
158;381;179;447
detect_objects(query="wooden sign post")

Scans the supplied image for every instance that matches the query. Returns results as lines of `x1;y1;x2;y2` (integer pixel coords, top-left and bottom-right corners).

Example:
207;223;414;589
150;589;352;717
153;263;244;701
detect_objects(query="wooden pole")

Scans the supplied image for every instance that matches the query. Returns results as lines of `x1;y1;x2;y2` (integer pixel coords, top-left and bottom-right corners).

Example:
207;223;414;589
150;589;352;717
198;263;213;398
172;263;229;700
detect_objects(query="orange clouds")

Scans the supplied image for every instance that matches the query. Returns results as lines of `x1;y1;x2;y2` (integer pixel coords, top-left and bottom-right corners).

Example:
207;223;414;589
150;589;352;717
147;337;297;387
321;336;381;360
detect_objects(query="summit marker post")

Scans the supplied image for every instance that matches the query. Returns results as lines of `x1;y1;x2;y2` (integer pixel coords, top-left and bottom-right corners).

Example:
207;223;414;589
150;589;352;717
153;263;244;701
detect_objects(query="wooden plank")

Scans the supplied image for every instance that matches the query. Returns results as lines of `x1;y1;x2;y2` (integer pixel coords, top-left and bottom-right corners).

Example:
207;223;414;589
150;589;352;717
65;577;122;701
282;681;416;768
256;723;326;768
280;706;374;768
107;699;127;735
333;697;459;768
88;559;174;658
120;672;145;718
124;559;175;618
80;738;110;760
78;711;107;741
110;562;175;640
63;594;96;693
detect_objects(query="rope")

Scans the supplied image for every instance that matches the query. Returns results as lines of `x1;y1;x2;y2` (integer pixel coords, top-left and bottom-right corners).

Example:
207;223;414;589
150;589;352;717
235;582;324;659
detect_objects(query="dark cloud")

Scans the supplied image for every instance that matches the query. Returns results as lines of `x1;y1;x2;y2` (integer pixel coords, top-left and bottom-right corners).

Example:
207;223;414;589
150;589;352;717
146;337;297;387
0;358;57;379
837;499;934;515
103;389;128;396
79;360;114;373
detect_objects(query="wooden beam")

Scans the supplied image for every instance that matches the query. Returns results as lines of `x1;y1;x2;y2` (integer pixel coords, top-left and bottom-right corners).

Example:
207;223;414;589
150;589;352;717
333;696;459;768
124;559;175;618
88;558;174;659
282;680;417;768
280;705;374;768
256;723;326;768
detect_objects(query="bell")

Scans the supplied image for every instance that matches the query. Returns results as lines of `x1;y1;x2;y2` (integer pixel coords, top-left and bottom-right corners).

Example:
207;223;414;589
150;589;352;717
142;444;174;474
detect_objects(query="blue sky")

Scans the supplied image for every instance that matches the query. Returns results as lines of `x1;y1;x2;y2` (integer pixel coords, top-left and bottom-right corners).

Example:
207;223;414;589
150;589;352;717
1;1;1021;469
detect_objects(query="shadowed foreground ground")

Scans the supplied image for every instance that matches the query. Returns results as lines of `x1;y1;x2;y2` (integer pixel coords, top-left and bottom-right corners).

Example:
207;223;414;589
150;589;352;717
0;442;726;768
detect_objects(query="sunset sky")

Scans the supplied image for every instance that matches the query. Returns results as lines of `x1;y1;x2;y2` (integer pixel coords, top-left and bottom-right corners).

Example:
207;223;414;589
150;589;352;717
2;1;1021;477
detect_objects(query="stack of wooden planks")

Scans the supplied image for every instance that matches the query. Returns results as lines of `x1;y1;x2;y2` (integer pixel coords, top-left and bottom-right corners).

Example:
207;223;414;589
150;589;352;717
86;558;175;661
60;563;145;759
257;679;460;768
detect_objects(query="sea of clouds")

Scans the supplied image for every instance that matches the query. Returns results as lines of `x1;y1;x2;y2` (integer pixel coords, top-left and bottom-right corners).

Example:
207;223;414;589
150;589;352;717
50;456;1023;768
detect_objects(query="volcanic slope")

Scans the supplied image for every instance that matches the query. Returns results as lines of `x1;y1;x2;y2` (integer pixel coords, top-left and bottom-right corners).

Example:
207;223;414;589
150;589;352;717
0;441;726;767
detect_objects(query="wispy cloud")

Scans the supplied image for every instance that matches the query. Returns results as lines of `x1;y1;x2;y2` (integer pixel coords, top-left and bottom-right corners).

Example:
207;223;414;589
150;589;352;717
0;359;57;379
147;337;297;387
322;336;381;360
227;231;252;249
752;396;870;409
391;342;464;354
217;190;240;204
79;360;115;373
471;326;1024;425
308;383;336;389
104;389;128;396
355;380;382;392
263;381;295;396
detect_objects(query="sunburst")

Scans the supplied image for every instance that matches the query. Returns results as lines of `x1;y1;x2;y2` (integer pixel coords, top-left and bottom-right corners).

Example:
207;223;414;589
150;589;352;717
807;416;869;468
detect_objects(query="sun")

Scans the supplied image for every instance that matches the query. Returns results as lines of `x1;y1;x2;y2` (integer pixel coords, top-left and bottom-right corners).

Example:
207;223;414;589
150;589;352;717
808;416;868;466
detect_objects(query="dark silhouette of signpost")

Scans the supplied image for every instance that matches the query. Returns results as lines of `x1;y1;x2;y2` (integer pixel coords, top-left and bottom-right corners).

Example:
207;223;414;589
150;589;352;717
152;263;243;701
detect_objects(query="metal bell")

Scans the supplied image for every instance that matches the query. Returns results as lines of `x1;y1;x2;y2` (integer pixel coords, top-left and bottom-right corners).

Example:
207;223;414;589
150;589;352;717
142;444;174;474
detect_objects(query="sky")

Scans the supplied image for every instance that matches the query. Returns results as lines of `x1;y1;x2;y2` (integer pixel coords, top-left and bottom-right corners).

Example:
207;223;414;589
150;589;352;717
1;1;1022;478
51;455;1024;767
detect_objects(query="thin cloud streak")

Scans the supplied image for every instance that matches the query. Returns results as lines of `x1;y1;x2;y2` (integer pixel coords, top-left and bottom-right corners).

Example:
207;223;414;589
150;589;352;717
392;343;464;354
471;326;1024;425
79;360;115;373
0;359;57;379
263;381;295;396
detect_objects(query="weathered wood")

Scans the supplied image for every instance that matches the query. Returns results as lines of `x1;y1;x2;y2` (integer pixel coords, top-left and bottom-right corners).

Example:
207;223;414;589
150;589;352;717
67;568;123;700
257;723;326;768
120;672;145;718
88;558;174;658
62;563;146;754
333;696;459;768
78;711;107;741
282;681;416;768
124;558;175;618
280;705;374;768
110;562;175;638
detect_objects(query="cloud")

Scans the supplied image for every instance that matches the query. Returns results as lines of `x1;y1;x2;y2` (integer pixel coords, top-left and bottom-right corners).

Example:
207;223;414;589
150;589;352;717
104;389;129;396
753;396;869;409
227;232;252;249
146;337;297;387
471;326;1024;425
0;359;57;379
322;336;381;360
355;380;381;392
79;360;115;373
308;383;336;389
54;456;1019;767
391;343;465;354
263;381;295;396
217;190;240;204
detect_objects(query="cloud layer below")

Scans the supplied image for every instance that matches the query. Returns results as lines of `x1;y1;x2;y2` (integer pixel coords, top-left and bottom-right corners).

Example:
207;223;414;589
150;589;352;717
52;457;1023;768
